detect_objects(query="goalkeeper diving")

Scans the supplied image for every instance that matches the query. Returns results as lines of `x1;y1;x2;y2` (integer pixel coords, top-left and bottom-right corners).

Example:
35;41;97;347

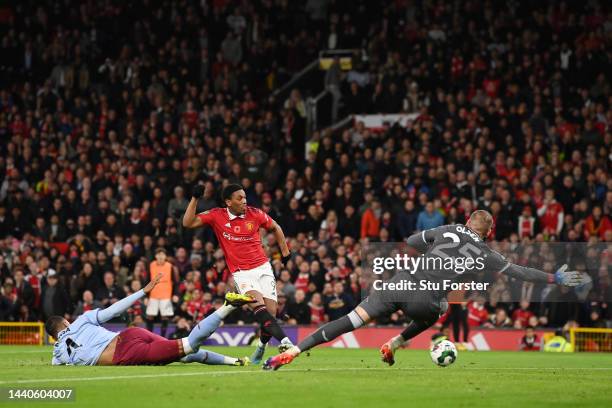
264;210;587;370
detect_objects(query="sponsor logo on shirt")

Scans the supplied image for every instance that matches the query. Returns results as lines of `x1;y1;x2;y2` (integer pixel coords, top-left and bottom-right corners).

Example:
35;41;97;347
222;232;254;242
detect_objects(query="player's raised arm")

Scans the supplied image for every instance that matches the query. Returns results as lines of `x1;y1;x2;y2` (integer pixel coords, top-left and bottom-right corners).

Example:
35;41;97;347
96;274;162;324
182;184;205;229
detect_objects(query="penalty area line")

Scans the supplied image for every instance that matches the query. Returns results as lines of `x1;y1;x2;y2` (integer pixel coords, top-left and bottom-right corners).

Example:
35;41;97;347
1;367;612;385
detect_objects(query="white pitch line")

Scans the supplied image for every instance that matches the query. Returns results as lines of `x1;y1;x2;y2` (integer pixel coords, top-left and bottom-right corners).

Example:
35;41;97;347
1;367;611;385
0;350;49;354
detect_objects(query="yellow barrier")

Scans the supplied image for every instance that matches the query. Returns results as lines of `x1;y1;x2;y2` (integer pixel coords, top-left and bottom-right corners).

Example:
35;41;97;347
0;322;44;345
570;328;612;352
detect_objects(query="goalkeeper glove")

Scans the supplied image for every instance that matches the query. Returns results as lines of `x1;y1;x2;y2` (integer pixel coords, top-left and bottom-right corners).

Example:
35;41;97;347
553;264;582;287
192;184;204;199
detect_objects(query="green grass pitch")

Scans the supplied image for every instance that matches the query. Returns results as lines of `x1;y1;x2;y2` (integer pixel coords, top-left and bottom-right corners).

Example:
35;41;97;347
0;345;611;407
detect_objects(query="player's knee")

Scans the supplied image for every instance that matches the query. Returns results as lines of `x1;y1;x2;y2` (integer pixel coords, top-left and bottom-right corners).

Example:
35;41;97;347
354;307;371;326
348;309;367;329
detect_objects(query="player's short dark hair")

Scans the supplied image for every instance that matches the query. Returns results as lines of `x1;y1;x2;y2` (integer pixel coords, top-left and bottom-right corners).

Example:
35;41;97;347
155;247;166;254
222;184;244;201
45;315;65;338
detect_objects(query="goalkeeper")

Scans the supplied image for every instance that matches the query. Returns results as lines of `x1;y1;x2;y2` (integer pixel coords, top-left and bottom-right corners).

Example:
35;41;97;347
264;210;585;370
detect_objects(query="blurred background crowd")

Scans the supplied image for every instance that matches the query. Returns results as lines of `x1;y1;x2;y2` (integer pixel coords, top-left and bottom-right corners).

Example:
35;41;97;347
0;0;610;337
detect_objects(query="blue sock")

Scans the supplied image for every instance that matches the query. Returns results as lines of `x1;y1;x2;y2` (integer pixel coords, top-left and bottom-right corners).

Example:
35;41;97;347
187;312;222;352
181;349;235;365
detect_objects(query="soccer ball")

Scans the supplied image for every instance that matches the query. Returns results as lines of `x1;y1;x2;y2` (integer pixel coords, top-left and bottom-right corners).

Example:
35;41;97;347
430;340;457;367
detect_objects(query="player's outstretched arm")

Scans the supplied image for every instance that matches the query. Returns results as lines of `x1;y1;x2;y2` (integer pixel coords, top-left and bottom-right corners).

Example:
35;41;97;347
182;184;205;229
502;263;583;286
96;274;162;324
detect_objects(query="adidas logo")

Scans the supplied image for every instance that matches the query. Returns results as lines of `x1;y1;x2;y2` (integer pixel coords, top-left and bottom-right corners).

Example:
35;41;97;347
225;223;231;228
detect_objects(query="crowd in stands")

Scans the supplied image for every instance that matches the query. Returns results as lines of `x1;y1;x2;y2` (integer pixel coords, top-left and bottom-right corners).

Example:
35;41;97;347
0;0;610;335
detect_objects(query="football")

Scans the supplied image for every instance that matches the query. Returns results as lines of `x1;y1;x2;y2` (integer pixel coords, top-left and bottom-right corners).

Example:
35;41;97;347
430;340;458;367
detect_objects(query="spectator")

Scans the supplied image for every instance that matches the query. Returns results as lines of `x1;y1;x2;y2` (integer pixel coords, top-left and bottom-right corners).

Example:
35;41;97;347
325;282;354;321
397;200;418;238
279;270;296;299
287;289;311;325
416;202;445;231
167;187;189;220
221;32;243;66
467;298;489;328
584;206;612;240
183;289;212;323
512;301;535;329
72;290;102;319
360;200;381;239
40;270;71;321
0;279;16;320
338;205;360;239
490;307;512;328
309;292;327;325
518;207;536;239
95;272;126;308
519;327;541;351
13;268;35;314
537;189;565;237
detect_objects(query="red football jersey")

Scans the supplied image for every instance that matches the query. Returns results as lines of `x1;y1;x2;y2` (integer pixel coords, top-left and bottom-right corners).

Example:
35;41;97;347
197;206;273;273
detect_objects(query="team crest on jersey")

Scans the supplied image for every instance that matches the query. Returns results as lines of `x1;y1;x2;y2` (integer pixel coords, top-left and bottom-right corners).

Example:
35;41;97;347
246;221;255;231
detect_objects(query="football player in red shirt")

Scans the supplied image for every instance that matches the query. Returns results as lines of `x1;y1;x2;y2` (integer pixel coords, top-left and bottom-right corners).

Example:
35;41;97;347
182;183;294;364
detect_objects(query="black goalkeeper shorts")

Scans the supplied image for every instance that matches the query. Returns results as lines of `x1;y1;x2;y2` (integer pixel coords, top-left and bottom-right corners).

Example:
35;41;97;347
358;272;448;325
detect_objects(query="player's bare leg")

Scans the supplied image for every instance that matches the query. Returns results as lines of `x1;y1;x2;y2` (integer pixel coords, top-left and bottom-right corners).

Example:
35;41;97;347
263;306;371;370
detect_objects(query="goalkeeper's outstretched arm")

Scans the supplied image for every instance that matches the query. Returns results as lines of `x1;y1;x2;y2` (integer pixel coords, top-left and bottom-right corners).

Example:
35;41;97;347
502;263;582;286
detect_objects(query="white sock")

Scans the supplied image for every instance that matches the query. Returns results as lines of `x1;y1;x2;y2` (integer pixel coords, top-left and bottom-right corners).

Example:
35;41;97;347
281;337;293;345
257;339;267;348
181;337;194;354
223;356;238;365
288;345;301;356
390;335;405;351
215;304;236;319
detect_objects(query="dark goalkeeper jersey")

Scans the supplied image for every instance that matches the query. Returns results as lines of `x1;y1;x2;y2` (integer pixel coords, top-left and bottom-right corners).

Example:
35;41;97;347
405;224;510;285
404;224;554;290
